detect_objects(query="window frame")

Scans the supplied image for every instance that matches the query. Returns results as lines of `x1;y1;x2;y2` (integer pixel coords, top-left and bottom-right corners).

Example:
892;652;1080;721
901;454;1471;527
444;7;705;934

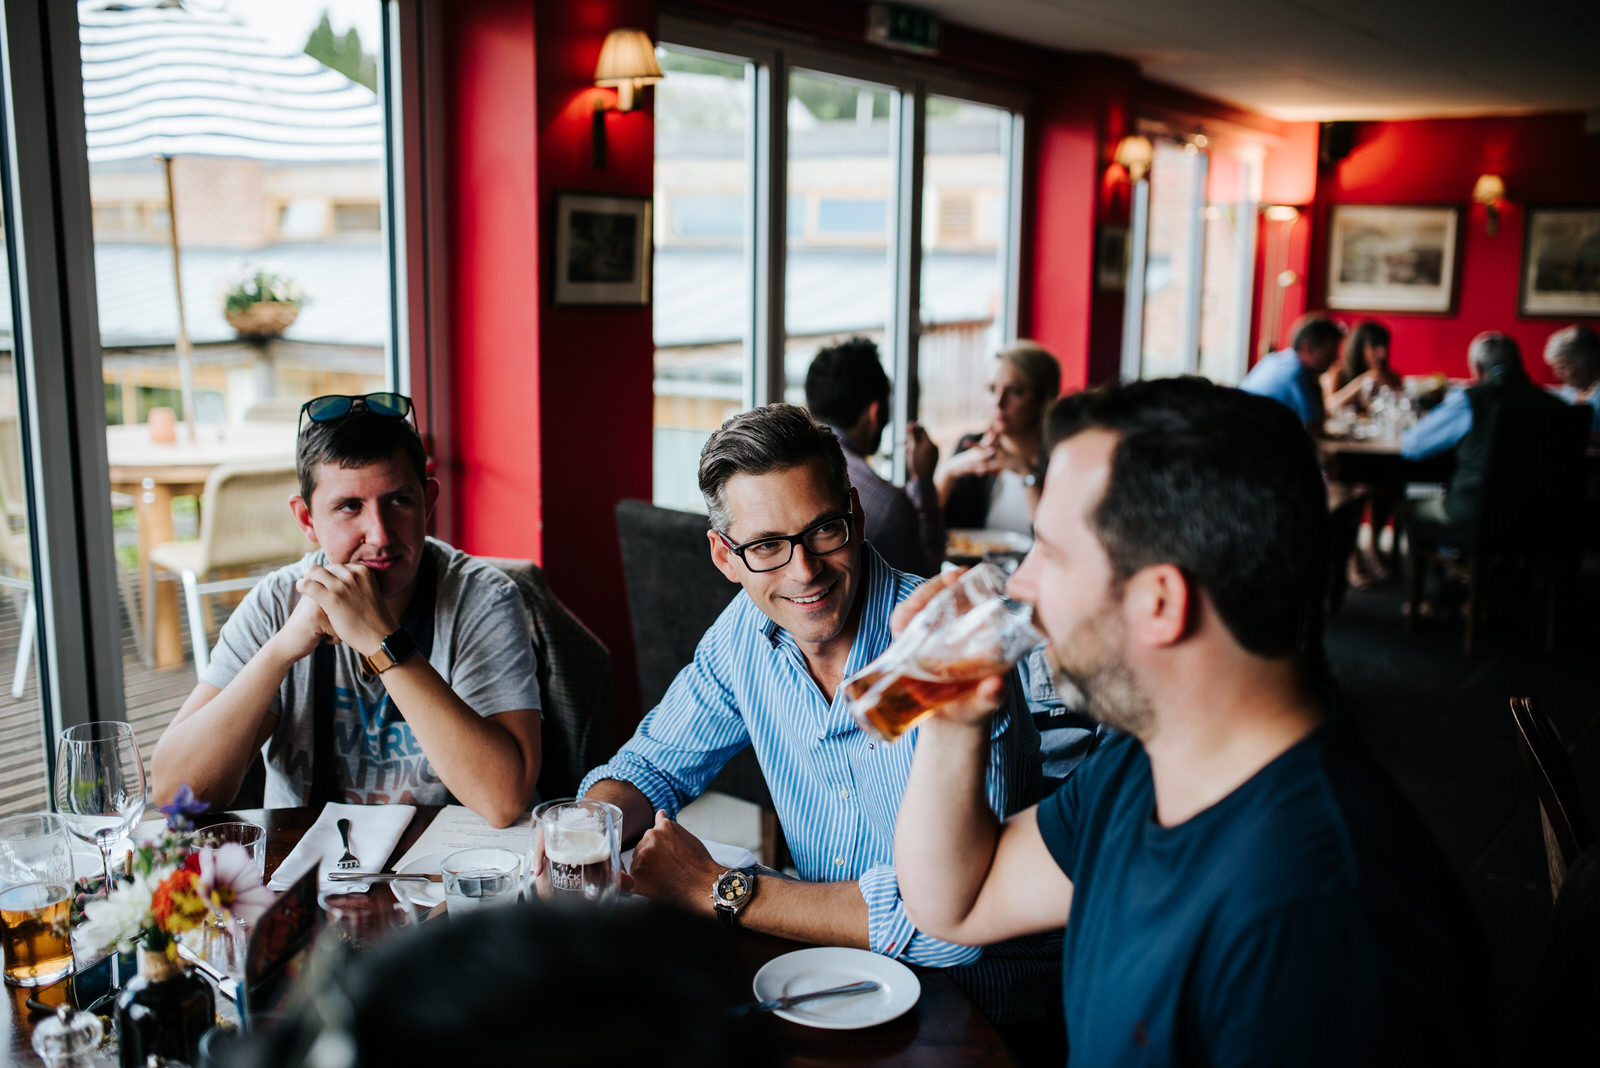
656;14;1027;491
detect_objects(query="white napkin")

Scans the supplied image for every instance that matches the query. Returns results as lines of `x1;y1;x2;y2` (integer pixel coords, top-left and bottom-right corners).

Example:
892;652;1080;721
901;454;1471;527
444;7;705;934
620;837;758;875
268;803;415;893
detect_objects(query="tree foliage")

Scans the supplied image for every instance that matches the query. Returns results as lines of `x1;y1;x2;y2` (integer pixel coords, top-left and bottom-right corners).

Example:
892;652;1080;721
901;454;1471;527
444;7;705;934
304;11;376;91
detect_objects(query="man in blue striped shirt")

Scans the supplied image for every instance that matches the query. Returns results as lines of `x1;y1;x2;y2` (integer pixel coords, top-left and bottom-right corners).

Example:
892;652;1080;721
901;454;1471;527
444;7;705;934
580;403;1052;1027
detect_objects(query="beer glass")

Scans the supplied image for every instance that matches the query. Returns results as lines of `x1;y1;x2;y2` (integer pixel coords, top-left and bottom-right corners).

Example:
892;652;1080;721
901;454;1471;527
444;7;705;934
0;813;76;986
845;563;1044;743
531;799;621;905
54;721;147;895
440;847;522;916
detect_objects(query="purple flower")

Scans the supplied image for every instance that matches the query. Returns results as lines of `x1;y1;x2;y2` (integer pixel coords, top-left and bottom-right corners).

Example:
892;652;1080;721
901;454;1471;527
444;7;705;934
196;844;275;926
157;783;210;831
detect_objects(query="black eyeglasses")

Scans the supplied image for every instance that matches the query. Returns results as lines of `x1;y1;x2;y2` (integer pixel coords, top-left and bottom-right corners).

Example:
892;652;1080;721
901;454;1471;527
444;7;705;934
716;509;853;573
298;393;414;435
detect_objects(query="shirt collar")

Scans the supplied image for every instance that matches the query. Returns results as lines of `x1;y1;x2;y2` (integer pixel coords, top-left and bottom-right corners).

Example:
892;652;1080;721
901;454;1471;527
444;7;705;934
753;543;896;678
823;422;865;457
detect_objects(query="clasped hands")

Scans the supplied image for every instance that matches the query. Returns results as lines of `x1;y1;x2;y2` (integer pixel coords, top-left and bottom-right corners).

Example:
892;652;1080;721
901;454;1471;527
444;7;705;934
275;562;399;662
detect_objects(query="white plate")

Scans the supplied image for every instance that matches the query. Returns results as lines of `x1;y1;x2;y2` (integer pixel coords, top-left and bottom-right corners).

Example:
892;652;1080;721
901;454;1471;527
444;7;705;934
391;850;448;909
68;818;169;881
752;947;920;1030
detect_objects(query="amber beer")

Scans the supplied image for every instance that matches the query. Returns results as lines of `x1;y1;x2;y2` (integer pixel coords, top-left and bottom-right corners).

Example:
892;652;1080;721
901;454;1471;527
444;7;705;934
1;880;74;987
847;657;1012;743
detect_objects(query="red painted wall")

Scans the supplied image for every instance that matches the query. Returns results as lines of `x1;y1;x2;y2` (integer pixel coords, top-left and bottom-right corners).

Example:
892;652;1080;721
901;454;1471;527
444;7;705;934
1308;113;1600;383
440;0;654;741
440;1;541;553
1026;56;1138;391
533;0;656;740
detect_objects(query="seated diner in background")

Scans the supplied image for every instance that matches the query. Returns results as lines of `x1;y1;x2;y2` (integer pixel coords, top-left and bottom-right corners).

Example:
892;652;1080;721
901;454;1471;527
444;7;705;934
933;341;1060;537
1323;320;1405;586
805;337;944;577
1400;332;1567;521
1321;319;1402;417
893;378;1492;1064
1238;312;1343;433
580;403;1058;1035
1543;323;1600;432
150;394;542;828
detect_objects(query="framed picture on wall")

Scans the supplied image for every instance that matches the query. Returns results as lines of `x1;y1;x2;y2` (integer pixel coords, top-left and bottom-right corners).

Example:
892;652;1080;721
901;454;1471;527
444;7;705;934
1325;204;1460;314
553;191;653;307
1520;208;1600;316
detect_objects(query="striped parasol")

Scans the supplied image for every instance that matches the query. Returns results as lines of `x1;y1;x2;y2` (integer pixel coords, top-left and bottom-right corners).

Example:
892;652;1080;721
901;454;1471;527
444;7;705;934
78;0;382;431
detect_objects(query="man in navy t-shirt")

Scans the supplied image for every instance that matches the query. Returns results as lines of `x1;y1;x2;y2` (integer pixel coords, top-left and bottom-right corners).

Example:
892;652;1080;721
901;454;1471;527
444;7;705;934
894;378;1490;1065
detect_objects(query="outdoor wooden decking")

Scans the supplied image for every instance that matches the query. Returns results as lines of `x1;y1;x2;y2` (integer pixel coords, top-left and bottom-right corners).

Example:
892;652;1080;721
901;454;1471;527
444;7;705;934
0;590;195;818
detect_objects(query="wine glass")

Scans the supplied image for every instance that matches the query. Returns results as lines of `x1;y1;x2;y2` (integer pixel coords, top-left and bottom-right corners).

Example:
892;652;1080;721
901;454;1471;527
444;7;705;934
53;721;147;895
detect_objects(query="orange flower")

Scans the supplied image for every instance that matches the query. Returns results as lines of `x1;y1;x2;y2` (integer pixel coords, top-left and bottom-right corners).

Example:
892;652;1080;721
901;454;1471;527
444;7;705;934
149;867;207;935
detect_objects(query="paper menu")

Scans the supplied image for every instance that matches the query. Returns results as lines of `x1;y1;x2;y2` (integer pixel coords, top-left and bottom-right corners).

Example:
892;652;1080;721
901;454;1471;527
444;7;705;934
391;805;533;871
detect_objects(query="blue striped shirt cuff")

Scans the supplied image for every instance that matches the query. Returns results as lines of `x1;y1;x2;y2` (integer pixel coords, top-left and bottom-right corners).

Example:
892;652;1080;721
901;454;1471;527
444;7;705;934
858;863;983;967
578;754;687;819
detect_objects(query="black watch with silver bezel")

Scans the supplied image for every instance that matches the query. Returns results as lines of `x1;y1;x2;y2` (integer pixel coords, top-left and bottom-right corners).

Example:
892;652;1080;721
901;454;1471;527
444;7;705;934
711;865;759;927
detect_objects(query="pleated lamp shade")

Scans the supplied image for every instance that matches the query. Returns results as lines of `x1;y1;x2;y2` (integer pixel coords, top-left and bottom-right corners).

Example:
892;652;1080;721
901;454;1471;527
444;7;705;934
594;29;662;111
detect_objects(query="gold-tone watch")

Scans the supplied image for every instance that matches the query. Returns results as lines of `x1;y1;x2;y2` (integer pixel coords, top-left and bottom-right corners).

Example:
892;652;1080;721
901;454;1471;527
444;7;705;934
361;628;419;676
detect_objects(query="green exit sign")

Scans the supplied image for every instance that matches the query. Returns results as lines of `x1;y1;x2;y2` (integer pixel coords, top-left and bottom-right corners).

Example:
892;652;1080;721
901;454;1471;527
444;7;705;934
866;4;941;56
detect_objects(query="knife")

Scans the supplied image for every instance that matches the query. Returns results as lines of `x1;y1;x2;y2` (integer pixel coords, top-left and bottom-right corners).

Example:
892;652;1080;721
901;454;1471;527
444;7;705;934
734;980;879;1015
326;871;443;882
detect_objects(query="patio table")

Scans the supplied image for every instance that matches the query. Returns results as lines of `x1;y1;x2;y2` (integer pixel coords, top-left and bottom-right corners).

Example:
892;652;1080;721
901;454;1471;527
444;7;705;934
106;421;297;668
4;805;1016;1066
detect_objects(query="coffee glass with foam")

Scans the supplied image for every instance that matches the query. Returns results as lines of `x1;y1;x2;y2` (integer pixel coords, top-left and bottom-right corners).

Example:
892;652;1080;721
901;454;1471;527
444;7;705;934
529;798;622;905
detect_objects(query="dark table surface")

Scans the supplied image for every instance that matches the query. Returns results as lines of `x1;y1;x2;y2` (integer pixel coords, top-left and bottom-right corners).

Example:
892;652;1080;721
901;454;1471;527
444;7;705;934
5;805;1013;1067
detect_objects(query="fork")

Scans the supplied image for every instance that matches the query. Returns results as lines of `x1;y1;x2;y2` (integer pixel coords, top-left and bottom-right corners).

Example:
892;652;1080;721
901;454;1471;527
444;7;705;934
334;818;360;870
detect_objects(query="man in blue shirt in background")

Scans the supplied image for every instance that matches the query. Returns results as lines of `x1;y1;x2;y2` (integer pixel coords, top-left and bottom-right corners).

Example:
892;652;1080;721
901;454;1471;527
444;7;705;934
894;378;1490;1065
1238;313;1343;431
1401;332;1567;527
580;403;1056;1036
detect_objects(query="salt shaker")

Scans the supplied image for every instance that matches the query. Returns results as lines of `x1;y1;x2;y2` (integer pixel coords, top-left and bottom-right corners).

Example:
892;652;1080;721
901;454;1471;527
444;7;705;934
31;1003;104;1067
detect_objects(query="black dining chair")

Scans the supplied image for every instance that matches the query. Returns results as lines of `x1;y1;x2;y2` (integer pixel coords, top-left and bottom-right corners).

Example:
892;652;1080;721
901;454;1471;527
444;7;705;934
1510;697;1597;901
1405;404;1590;655
615;499;784;866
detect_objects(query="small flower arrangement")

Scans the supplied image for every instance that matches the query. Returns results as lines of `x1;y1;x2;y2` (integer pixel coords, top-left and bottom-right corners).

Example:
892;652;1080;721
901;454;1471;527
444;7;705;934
77;785;274;961
218;264;308;315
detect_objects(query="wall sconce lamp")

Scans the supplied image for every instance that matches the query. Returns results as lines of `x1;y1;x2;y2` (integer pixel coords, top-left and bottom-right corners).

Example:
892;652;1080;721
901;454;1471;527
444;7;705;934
1114;135;1154;184
1472;174;1506;237
592;29;663;170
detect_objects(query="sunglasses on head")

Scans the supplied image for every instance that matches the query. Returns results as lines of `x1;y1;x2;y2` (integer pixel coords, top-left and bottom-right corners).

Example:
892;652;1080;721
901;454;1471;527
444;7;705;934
298;393;414;434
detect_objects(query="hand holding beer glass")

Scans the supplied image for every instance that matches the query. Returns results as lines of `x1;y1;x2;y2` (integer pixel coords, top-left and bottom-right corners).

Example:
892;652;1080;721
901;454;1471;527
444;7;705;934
529;799;622;905
846;563;1043;743
0;813;76;987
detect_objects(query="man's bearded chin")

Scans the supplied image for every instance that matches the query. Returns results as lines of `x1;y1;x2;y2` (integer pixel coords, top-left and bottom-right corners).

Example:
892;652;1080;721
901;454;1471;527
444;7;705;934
1047;615;1153;738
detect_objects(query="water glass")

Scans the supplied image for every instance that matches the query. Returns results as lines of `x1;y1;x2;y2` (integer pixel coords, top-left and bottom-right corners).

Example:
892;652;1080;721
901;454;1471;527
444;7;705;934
530;798;622;905
0;813;76;987
193;821;267;875
441;847;522;916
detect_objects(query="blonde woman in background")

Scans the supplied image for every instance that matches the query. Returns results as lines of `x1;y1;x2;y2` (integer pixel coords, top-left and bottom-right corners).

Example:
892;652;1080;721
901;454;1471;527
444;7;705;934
935;341;1061;536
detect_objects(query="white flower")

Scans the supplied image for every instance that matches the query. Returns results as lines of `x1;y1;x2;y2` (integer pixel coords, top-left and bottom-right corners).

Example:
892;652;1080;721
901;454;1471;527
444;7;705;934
77;872;156;955
197;844;275;925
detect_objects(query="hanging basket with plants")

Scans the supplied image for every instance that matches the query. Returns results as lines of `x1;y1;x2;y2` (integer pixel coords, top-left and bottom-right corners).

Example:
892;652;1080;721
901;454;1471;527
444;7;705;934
219;265;308;338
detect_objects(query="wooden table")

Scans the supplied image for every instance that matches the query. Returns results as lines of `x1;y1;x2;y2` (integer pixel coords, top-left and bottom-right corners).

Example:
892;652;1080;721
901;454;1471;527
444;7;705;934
107;422;296;668
5;806;1014;1067
1316;435;1455;486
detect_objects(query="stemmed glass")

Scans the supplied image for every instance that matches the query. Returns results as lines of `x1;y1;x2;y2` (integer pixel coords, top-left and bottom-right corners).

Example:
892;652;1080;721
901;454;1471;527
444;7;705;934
53;721;147;895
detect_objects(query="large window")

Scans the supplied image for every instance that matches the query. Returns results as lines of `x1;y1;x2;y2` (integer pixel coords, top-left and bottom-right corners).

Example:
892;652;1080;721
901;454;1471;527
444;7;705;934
652;21;1024;510
1126;135;1259;384
652;46;752;511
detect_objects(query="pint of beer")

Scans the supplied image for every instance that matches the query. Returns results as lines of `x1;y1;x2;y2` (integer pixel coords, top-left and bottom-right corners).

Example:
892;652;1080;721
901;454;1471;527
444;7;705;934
1;813;76;987
846;563;1043;743
531;799;621;905
1;882;73;986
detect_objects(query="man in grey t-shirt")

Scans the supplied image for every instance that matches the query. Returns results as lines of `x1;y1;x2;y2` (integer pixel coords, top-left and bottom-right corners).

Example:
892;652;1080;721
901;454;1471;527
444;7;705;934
151;397;542;827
